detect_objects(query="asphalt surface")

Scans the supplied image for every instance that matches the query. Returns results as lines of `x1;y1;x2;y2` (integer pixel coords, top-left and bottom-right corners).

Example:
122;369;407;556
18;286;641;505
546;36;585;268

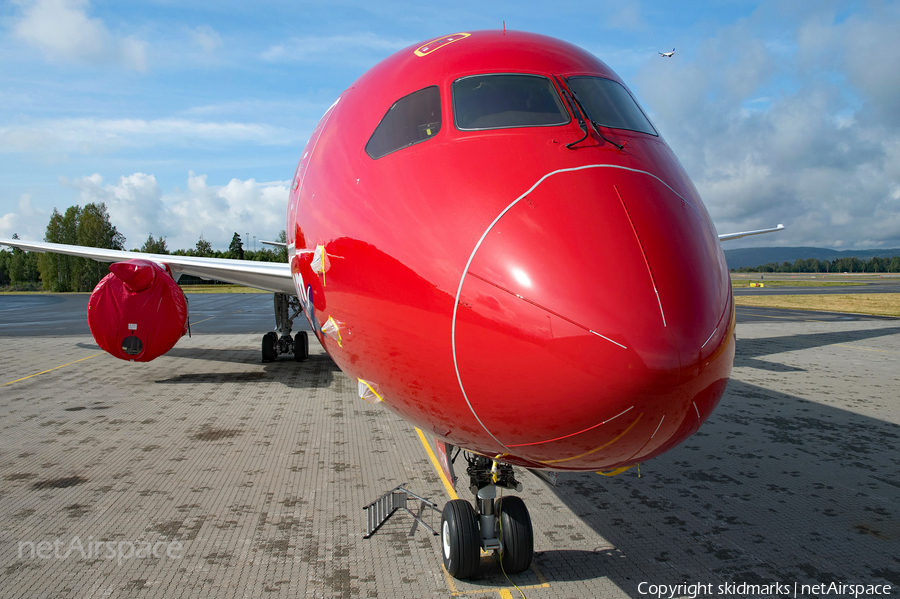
0;293;296;337
0;290;893;338
732;283;900;296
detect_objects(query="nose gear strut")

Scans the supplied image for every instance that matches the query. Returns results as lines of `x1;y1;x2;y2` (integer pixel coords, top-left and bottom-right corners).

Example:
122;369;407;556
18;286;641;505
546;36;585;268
439;452;533;579
262;293;309;362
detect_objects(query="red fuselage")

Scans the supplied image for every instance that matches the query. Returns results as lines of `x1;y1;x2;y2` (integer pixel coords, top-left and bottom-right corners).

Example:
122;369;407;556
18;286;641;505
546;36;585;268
287;31;735;471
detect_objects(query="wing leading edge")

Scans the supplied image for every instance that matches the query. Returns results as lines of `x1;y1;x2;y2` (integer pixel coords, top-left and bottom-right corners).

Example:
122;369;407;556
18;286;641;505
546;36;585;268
717;224;785;242
3;222;786;290
0;238;294;295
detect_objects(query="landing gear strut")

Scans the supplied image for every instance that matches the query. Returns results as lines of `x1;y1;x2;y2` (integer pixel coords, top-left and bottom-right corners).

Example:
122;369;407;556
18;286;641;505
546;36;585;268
440;454;533;579
262;293;309;362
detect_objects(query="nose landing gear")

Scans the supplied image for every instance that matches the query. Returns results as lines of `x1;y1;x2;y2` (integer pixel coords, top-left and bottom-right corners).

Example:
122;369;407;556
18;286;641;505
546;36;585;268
262;293;309;362
439;454;533;579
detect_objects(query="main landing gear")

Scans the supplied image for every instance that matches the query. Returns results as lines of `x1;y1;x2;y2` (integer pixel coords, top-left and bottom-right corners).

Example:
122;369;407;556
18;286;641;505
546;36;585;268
440;454;534;579
262;293;309;362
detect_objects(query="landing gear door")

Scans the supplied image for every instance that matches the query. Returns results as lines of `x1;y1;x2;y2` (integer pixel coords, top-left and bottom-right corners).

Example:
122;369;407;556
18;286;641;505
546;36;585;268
434;439;457;490
527;468;559;487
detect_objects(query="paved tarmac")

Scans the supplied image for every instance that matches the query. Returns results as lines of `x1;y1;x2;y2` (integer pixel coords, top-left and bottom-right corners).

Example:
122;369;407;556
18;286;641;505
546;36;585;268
1;282;896;340
0;294;898;598
732;284;900;296
0;293;282;337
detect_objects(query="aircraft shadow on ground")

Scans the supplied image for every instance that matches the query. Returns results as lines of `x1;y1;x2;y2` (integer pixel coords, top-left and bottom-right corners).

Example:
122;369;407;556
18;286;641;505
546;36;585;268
734;326;900;371
162;346;270;364
153;352;340;389
530;379;900;594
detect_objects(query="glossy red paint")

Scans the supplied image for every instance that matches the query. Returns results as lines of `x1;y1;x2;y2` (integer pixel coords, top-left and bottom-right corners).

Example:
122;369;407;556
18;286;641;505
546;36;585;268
287;30;735;472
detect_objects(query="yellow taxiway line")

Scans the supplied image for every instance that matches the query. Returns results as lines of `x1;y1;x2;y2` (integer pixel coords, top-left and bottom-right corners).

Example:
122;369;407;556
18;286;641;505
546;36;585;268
835;343;898;354
3;353;103;387
414;427;550;598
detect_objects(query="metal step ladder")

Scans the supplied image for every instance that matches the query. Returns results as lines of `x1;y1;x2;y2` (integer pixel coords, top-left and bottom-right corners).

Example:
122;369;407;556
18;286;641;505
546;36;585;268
363;484;439;539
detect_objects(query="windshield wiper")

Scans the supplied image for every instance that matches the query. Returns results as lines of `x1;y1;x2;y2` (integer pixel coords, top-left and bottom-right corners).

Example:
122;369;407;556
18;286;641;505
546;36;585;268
564;78;625;151
555;77;589;149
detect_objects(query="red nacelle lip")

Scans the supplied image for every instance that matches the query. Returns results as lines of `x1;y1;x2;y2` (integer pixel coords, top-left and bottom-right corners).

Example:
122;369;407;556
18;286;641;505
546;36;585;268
452;166;734;470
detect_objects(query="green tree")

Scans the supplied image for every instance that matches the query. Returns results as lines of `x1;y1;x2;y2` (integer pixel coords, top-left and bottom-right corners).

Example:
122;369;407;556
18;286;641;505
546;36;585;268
275;229;287;263
39;209;64;291
61;206;81;285
0;249;10;285
9;234;41;289
889;257;900;273
228;232;244;259
866;257;886;273
76;202;125;290
141;233;169;254
37;202;125;291
8;233;23;285
38;207;79;291
194;235;214;257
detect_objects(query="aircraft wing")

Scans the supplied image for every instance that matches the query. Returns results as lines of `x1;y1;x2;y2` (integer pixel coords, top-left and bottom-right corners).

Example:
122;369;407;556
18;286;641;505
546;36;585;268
0;238;294;295
717;224;785;242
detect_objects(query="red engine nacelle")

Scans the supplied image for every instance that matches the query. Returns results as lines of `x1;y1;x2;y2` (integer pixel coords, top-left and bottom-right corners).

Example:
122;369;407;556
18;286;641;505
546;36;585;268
87;259;188;362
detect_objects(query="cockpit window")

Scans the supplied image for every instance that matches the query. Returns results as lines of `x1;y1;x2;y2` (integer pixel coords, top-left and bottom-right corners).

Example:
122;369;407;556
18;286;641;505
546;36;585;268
366;86;442;160
453;74;569;131
566;77;657;136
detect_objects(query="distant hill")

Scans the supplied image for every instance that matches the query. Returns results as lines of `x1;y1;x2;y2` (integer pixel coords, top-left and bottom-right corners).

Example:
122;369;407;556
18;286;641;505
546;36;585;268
724;246;900;270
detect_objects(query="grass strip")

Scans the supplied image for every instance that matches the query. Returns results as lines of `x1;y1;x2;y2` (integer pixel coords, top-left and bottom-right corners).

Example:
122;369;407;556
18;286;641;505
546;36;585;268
734;293;900;317
179;284;267;294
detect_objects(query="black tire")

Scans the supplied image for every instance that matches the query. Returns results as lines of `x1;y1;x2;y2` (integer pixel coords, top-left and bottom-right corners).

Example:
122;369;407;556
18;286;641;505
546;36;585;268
293;331;309;362
440;499;480;579
495;495;533;574
262;332;277;362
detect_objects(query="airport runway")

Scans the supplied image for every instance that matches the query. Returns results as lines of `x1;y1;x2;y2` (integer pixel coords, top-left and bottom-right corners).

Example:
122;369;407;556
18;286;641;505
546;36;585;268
733;284;900;296
1;294;898;598
0;293;291;337
0;291;893;339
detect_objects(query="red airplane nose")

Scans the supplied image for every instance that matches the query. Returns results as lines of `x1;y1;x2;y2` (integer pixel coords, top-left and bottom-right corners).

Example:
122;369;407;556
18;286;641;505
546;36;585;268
453;166;734;470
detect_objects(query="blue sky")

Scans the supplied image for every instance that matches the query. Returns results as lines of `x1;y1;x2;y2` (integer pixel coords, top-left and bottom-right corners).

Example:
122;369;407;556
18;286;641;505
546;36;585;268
2;0;899;251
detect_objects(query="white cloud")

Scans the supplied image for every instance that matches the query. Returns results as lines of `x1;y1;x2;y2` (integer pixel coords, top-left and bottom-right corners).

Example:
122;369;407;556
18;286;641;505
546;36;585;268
0;118;294;154
0;194;48;240
12;0;147;70
633;3;900;248
605;0;644;31
65;172;164;240
192;25;222;54
61;172;289;251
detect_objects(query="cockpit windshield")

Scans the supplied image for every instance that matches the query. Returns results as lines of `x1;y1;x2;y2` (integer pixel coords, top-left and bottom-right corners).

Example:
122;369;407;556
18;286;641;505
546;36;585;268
566;77;657;136
453;74;569;131
366;86;442;160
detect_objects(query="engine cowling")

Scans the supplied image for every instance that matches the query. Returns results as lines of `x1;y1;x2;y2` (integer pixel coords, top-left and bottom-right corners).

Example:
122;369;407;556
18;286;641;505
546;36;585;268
87;259;188;362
